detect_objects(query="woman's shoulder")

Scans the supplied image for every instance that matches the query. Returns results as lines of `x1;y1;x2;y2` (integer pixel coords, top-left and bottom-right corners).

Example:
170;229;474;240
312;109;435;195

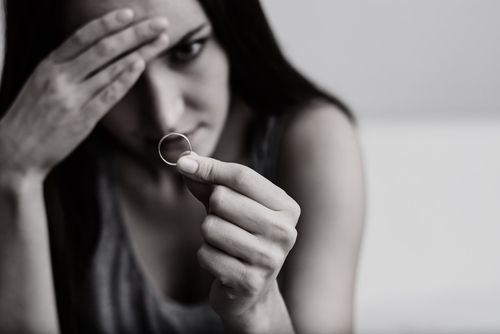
276;98;365;210
278;99;360;170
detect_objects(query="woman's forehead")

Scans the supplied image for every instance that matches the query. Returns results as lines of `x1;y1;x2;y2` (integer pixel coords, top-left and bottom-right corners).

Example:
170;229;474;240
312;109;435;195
64;0;208;37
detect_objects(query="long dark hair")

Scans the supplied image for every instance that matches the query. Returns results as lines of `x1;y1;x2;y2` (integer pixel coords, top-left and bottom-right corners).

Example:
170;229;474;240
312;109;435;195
1;0;353;121
199;0;352;119
1;2;354;331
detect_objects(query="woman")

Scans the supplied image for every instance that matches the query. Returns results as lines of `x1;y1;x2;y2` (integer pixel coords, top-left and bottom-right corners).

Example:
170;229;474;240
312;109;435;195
0;0;365;333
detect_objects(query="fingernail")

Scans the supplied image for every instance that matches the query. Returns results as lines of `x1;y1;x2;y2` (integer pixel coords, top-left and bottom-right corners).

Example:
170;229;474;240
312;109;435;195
116;9;135;24
177;157;198;174
149;18;169;32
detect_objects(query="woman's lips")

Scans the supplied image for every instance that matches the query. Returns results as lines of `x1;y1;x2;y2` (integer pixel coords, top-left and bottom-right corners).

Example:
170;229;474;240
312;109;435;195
144;126;200;158
145;126;199;143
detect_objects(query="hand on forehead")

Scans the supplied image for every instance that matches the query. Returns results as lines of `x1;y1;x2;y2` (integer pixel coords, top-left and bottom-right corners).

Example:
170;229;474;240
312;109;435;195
63;0;208;42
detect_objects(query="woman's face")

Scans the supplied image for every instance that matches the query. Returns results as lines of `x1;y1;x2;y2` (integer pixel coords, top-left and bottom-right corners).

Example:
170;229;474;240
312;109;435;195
65;0;230;166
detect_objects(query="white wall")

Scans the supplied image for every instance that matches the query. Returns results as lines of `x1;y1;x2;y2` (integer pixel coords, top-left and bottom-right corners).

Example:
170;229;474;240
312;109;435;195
357;119;500;333
263;0;500;119
263;1;500;333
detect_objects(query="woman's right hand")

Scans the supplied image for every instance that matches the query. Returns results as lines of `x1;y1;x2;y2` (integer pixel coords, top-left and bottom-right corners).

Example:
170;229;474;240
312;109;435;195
0;8;170;179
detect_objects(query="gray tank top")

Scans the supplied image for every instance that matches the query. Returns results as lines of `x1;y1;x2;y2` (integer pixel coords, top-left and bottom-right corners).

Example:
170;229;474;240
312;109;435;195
47;114;288;334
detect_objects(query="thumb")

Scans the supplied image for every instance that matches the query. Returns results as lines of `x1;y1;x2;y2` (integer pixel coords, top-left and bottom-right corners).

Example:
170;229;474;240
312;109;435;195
177;152;213;210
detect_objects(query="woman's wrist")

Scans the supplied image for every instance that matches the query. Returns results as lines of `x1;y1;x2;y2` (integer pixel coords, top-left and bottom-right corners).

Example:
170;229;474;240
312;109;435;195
222;281;296;334
0;137;47;189
0;165;46;195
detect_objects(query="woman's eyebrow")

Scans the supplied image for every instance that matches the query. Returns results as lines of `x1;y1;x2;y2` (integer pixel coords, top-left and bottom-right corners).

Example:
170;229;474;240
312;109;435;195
169;23;210;49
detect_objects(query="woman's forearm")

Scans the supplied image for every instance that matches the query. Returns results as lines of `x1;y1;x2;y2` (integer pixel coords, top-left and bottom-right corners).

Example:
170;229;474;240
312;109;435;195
222;281;296;334
0;171;59;334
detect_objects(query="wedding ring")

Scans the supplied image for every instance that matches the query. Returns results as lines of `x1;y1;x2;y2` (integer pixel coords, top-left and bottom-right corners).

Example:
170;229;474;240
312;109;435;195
157;132;193;166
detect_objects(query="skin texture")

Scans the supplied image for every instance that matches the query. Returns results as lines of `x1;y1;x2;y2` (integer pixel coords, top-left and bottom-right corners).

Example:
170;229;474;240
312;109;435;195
0;9;170;177
0;0;365;333
63;0;231;168
0;9;172;333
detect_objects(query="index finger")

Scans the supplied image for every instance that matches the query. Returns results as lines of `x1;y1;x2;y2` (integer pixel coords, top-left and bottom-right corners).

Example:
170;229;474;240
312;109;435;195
51;8;137;62
177;154;290;211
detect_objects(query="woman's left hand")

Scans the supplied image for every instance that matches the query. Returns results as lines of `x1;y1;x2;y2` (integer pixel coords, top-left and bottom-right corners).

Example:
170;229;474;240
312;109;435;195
177;154;300;331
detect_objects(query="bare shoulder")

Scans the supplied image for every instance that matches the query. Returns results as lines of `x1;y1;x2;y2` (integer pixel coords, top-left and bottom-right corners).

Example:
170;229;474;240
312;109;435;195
277;100;365;199
276;101;366;332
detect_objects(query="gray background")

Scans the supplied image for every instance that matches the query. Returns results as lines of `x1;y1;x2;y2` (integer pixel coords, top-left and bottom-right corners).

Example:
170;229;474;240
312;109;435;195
263;1;500;333
263;0;500;120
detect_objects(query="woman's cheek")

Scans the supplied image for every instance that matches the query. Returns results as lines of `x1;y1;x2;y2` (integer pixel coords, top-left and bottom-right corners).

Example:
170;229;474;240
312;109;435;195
188;41;231;155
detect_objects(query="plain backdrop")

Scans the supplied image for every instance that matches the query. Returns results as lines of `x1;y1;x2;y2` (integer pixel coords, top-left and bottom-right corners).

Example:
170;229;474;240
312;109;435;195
263;0;500;119
262;1;500;333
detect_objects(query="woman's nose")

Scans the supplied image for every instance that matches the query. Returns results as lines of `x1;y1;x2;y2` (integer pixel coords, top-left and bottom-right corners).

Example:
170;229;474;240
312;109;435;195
141;64;185;132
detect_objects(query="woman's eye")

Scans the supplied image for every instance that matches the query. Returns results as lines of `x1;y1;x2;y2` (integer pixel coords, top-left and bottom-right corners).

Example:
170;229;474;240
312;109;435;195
170;39;207;64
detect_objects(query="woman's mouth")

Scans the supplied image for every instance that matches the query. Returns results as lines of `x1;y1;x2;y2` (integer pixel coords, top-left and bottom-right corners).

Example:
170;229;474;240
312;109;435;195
144;126;201;162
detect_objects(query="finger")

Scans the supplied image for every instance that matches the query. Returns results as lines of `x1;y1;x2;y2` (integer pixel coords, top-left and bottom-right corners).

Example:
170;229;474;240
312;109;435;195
81;59;145;123
177;154;290;211
83;34;169;98
71;17;169;80
208;186;298;250
201;215;283;270
197;243;248;291
207;185;278;235
51;8;136;62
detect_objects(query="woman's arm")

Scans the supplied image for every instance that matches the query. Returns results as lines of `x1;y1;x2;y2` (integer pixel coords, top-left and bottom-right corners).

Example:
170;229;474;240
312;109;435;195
0;171;59;334
176;155;300;334
0;8;171;333
277;103;366;334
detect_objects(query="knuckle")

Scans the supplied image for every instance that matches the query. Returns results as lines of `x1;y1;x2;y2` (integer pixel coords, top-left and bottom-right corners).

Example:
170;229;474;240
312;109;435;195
60;96;79;112
134;24;149;40
101;84;120;105
107;63;122;78
200;215;217;240
95;39;113;57
283;199;301;222
115;53;140;75
286;228;298;249
46;73;70;95
72;29;86;48
199;160;217;183
256;244;282;270
209;186;227;213
99;15;114;32
231;165;251;188
108;57;132;78
219;277;234;289
242;270;264;296
291;200;302;218
268;246;285;269
274;222;298;250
